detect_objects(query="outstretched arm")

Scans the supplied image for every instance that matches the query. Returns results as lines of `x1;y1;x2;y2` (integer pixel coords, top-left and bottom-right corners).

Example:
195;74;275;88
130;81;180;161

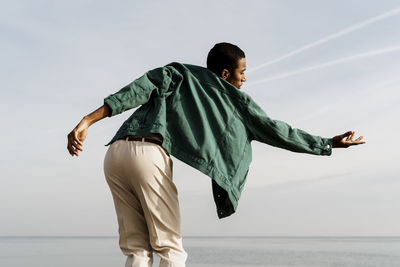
67;104;111;157
244;99;333;155
244;97;366;155
332;131;365;148
66;65;177;157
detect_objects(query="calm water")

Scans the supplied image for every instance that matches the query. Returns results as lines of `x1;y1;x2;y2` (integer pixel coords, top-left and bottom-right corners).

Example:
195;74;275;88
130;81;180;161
0;236;399;267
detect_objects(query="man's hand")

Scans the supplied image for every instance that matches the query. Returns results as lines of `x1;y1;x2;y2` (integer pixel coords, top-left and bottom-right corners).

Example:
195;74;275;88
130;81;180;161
332;131;365;148
67;119;89;156
66;104;111;157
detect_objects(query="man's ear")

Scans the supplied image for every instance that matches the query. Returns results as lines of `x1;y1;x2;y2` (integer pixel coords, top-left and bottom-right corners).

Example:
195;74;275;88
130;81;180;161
221;69;230;80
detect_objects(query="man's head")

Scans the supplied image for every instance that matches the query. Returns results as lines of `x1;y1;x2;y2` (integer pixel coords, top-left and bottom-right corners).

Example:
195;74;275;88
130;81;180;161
207;42;247;89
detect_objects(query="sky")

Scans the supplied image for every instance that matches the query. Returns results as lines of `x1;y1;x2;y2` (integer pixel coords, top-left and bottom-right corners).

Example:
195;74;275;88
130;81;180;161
1;0;400;237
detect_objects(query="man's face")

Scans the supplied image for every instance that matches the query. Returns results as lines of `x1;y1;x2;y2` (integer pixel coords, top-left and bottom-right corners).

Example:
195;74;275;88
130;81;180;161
224;57;247;89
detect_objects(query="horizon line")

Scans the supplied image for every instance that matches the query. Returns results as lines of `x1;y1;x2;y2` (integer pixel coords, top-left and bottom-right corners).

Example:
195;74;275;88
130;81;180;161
1;235;399;238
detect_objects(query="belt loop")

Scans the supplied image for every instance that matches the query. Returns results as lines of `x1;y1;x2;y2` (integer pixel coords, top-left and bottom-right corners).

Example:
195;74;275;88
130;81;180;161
141;137;145;142
125;136;129;141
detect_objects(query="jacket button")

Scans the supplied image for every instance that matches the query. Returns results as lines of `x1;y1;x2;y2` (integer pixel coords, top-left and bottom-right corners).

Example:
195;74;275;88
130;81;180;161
217;194;220;197
326;144;330;149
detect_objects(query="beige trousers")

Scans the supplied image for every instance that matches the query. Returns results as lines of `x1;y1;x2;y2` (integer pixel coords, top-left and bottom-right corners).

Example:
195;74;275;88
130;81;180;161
104;138;188;267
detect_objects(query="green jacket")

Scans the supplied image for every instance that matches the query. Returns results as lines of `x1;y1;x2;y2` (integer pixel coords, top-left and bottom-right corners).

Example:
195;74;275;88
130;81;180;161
104;62;333;219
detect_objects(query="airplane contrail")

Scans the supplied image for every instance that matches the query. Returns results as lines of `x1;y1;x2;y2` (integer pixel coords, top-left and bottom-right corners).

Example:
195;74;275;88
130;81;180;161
247;7;400;73
247;46;400;86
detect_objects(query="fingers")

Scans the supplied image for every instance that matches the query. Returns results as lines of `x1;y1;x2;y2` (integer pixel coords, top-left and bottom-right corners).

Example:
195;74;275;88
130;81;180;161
353;135;366;145
345;131;354;141
342;131;353;140
355;136;363;142
347;133;366;146
73;137;83;151
67;142;79;157
67;131;84;156
74;133;83;146
67;138;78;156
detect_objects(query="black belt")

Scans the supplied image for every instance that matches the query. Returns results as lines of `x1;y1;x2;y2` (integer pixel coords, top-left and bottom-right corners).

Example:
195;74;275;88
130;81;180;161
125;135;162;146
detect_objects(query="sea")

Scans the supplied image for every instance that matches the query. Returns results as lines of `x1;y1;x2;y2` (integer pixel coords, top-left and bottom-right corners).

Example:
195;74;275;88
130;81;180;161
0;236;399;267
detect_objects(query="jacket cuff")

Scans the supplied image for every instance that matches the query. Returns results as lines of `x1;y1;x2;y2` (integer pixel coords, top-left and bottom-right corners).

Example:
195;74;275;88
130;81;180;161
320;138;333;156
104;96;121;117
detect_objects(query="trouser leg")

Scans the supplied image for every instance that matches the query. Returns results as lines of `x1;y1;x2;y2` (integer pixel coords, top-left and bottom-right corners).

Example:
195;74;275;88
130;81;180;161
130;142;187;267
104;140;153;267
104;139;188;267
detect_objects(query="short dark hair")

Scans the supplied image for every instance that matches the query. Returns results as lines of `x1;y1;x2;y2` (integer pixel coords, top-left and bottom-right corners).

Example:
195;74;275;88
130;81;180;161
206;42;245;76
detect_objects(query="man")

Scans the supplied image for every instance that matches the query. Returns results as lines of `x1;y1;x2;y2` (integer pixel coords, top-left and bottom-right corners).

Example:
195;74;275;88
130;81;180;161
67;42;365;267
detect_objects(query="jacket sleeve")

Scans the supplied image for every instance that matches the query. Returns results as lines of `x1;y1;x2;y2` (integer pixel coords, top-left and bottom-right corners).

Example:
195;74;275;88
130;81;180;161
244;98;332;156
104;66;177;117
